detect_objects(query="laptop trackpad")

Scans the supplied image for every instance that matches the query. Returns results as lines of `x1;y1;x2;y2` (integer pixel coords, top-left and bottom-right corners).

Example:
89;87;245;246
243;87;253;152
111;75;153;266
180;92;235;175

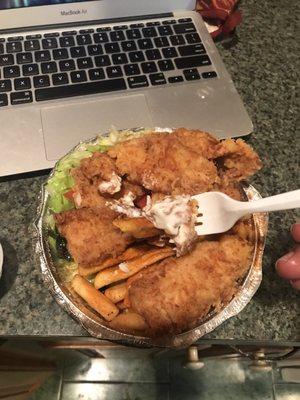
41;94;152;161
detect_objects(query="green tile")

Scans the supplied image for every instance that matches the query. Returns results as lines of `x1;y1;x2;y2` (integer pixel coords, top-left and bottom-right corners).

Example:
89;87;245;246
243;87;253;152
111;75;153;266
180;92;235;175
170;358;273;400
28;370;62;400
274;383;300;400
64;357;169;383
61;382;169;400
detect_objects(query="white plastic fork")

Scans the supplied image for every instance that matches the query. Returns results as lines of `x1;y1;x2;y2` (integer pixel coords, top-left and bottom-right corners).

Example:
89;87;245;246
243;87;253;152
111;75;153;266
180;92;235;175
193;189;300;235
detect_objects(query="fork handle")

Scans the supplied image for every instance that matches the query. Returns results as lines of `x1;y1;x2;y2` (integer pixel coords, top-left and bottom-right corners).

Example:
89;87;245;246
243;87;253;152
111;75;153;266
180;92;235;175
239;189;300;214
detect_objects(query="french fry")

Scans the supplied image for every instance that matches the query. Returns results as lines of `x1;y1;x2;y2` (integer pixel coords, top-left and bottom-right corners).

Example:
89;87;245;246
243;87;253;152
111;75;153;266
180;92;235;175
122;291;131;309
78;245;151;277
113;217;161;238
71;275;119;321
109;311;148;332
104;282;127;303
94;247;174;289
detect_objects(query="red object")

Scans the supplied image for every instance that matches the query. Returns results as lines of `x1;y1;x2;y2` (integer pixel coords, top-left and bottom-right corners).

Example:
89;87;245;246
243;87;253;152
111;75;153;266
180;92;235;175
196;0;242;39
135;195;147;209
64;189;76;200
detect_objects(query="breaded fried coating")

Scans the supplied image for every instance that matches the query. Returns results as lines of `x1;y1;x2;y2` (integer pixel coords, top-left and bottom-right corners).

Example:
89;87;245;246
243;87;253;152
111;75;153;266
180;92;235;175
128;235;253;335
54;207;132;266
108;130;219;195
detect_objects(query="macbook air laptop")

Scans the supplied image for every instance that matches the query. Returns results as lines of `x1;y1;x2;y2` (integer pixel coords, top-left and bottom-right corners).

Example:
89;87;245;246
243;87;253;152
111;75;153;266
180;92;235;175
0;0;253;177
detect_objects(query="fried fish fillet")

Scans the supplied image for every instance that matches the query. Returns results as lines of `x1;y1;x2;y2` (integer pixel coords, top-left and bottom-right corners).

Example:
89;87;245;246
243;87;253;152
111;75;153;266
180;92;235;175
128;234;253;335
54;207;132;266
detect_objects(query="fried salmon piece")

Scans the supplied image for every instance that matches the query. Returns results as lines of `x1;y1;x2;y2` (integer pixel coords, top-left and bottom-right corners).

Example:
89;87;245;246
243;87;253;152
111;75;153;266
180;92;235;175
214;138;262;181
128;235;253;335
54;207;132;266
108;131;219;195
174;128;219;158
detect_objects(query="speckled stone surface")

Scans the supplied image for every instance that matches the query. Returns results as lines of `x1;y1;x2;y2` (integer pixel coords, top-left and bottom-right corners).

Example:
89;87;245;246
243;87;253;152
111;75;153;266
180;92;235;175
0;0;299;342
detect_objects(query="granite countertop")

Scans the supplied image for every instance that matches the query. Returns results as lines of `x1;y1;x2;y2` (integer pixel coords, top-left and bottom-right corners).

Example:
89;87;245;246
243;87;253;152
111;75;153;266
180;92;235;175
0;0;299;343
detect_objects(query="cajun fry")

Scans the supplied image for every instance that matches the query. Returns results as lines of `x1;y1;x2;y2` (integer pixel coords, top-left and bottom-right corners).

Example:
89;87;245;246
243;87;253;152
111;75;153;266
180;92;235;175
105;282;127;303
123;291;131;308
78;245;151;277
71;275;119;321
109;311;148;332
94;247;174;289
113;217;161;238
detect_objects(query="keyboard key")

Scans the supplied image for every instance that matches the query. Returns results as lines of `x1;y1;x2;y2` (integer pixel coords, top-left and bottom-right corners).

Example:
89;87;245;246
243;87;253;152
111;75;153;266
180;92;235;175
149;73;166;85
6;41;22;53
124;63;140;76
0;93;8;107
130;23;144;28
16;52;33;64
158;26;173;36
62;30;77;36
23;63;39;76
146;21;160;27
142;27;157;38
4;65;20;78
128;75;148;89
154;37;169;47
141;61;157;74
53;48;69;60
70;46;86;58
202;71;217;79
35;78;126;101
42;38;58;49
93;33;109;43
76;34;92;45
113;25;128;30
162;19;176;25
175;55;211;69
41;61;57;74
158;59;174;71
145;49;161;60
110;31;125;41
44;32;59;38
174;23;196;34
104;42;120;53
95;55;110;67
70;70;87;83
106;66;123;78
33;75;50;88
11;90;32;105
79;29;94;34
59;36;75;47
178;44;206;56
162;47;178;58
168;75;184;83
59;59;76;71
24;40;40;51
0;54;14;66
14;77;31;91
77;57;93;69
178;18;192;23
186;32;201;44
121;41;137;52
35;50;51;62
137;39;153;50
112;53;128;64
8;36;23;41
126;29;141;40
52;73;69;85
88;68;105;80
96;27;111;32
183;68;200;80
0;80;12;92
87;44;103;56
170;35;185;46
26;34;42;39
0;43;4;54
129;51;145;63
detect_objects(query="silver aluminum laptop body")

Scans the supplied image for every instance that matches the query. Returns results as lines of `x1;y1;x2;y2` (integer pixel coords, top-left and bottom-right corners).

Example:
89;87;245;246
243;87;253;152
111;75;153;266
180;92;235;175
0;0;252;177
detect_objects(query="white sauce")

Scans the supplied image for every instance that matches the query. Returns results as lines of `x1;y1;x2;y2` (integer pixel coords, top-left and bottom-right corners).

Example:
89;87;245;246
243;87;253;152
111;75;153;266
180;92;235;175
107;191;142;218
119;262;129;273
98;172;122;195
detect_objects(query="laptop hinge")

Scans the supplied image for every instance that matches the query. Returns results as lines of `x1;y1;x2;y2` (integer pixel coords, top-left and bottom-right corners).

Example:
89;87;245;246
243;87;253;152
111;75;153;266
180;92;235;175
0;12;174;34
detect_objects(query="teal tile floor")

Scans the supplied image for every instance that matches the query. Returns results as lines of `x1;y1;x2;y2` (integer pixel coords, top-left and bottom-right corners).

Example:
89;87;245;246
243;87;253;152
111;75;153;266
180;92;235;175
27;350;300;400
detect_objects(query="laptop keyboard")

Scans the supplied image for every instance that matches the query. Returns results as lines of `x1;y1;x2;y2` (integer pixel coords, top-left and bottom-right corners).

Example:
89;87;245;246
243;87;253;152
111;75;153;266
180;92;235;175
0;18;217;107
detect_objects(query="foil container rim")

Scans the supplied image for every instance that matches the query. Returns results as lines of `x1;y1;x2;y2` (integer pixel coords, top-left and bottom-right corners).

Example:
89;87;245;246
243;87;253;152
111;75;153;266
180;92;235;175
34;127;269;348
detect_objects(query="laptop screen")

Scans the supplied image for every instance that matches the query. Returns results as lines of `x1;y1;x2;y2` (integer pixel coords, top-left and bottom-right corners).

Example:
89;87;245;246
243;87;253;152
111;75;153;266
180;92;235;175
0;0;93;10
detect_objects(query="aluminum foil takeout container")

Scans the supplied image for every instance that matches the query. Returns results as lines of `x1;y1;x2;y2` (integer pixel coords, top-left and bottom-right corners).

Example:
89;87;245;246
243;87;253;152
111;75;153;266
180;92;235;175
34;128;269;348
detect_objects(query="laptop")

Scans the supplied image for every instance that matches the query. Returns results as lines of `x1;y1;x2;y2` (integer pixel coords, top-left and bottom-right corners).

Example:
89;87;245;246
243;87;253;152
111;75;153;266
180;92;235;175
0;0;252;177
